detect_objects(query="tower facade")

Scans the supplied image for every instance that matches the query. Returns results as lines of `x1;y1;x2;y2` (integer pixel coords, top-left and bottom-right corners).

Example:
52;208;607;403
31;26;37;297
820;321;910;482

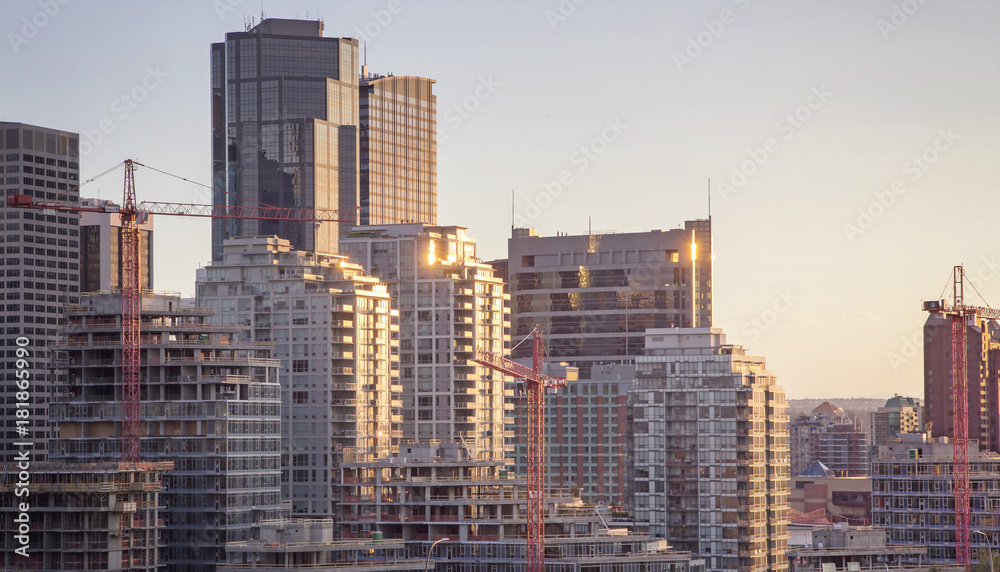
359;72;437;226
629;328;789;572
505;220;712;378
211;19;360;260
339;224;510;461
923;313;1000;454
79;197;154;293
0;121;81;463
197;236;399;517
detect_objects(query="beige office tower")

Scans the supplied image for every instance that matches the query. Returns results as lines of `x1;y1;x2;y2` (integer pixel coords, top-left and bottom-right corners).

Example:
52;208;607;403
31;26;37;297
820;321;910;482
197;236;399;517
340;224;511;461
359;72;437;226
630;328;789;572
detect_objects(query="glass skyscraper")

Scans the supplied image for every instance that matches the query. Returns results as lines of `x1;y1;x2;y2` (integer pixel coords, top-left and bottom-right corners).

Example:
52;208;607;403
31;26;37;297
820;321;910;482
211;19;360;260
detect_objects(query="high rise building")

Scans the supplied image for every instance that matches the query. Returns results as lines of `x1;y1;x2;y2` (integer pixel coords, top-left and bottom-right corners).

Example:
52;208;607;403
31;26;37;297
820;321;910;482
79;197;153;292
629;327;789;572
505;221;712;378
47;292;283;571
923;313;1000;453
872;432;1000;562
210;19;360;260
359;71;437;226
197;236;399;517
339;224;510;460
870;394;923;449
789;402;868;477
0;121;81;463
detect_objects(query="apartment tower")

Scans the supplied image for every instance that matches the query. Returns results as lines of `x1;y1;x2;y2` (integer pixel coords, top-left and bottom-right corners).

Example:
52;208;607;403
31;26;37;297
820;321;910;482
197;236;399;517
339;224;510;460
630;327;789;572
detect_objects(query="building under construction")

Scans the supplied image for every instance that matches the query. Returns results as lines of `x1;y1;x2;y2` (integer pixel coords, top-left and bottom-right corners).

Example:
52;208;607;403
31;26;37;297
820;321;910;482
0;461;172;571
47;291;282;571
331;441;706;572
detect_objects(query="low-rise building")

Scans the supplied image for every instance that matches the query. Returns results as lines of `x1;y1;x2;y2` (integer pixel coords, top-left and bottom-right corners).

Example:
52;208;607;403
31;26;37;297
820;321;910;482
786;524;926;572
790;461;871;524
0;461;171;572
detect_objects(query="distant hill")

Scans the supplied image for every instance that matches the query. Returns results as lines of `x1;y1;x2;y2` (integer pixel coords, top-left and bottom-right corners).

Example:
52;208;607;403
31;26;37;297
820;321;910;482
788;397;889;423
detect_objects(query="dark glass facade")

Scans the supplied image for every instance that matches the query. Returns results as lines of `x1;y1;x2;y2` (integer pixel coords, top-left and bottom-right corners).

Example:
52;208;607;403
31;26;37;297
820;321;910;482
211;19;359;260
507;221;712;376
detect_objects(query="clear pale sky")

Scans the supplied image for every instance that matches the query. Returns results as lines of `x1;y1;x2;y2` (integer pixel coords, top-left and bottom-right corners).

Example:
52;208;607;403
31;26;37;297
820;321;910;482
4;0;999;399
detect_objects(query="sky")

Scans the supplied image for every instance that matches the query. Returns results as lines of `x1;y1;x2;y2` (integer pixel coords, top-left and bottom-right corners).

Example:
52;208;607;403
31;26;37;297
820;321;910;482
3;0;999;400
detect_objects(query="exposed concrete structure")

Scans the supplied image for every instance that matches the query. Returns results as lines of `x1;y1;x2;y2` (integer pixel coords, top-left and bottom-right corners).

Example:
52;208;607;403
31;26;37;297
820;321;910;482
0;121;81;463
339;224;510;460
332;441;706;572
223;518;427;571
629;327;789;572
789;463;871;524
786;524;925;572
48;291;282;571
0;461;172;572
504;221;712;378
871;433;1000;562
197;236;399;518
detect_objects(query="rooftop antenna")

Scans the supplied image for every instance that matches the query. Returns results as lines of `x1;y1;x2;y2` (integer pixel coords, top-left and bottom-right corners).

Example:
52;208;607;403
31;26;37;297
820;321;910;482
707;177;712;221
589;216;592;236
511;189;514;234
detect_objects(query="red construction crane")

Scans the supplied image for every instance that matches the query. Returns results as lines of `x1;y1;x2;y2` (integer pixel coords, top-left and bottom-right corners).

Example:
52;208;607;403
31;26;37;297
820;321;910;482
7;159;351;463
923;265;1000;570
471;328;566;572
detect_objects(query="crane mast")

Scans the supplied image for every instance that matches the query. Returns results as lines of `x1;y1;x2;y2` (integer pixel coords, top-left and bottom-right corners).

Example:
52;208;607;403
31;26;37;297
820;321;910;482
922;265;1000;569
471;328;565;572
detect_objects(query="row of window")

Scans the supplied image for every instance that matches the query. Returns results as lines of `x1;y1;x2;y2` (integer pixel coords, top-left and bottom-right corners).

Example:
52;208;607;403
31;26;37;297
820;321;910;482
9;154;78;169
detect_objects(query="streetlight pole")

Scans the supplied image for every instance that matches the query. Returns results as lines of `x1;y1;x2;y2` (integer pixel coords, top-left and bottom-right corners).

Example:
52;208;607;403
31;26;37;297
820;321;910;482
976;530;995;572
424;537;450;572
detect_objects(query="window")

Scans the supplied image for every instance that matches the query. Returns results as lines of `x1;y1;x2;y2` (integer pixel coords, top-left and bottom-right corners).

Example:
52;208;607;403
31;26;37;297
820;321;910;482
292;360;308;373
